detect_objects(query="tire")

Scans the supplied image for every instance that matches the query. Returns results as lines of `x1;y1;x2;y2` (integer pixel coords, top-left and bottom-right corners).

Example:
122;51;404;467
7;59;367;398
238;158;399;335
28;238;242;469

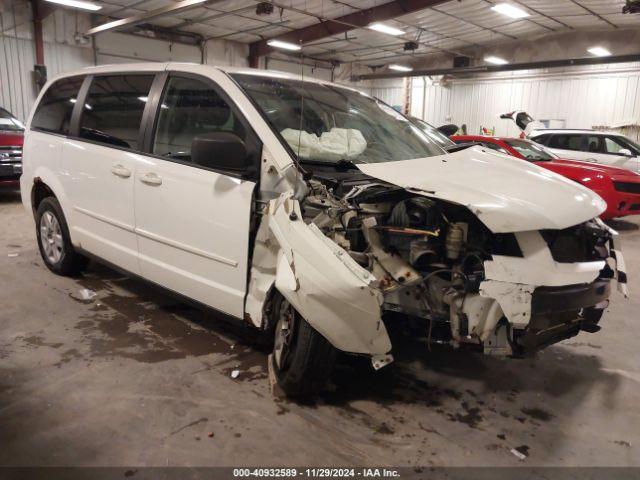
271;294;337;397
36;196;89;276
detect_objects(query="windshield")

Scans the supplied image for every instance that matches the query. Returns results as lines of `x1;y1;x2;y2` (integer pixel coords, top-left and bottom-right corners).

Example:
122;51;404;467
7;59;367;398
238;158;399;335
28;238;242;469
505;139;555;161
619;136;640;155
0;108;24;132
410;117;454;148
231;74;446;164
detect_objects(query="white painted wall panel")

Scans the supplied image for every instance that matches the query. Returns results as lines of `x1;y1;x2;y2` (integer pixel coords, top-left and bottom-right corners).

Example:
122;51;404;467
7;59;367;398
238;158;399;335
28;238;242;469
0;33;92;122
0;34;36;122
371;63;640;136
265;58;333;82
95;32;201;65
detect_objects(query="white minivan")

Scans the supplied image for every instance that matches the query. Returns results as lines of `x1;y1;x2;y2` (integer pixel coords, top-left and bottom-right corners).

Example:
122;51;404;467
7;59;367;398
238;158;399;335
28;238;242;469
22;63;627;396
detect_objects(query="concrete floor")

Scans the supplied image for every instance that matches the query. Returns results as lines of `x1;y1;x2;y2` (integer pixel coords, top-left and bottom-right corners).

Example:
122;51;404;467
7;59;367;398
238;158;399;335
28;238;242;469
1;187;639;467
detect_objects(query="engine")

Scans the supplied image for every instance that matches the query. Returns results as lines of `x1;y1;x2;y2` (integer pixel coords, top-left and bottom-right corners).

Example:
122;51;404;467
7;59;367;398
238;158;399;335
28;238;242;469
300;179;520;349
297;175;616;357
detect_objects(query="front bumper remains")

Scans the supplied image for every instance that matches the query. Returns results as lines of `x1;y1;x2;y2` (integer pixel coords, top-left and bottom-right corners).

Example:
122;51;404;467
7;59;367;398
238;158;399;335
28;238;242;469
513;279;611;355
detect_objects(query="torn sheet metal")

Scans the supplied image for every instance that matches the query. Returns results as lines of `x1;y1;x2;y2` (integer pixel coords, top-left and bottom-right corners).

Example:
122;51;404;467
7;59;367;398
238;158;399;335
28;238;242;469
596;218;630;298
480;281;535;328
268;194;392;356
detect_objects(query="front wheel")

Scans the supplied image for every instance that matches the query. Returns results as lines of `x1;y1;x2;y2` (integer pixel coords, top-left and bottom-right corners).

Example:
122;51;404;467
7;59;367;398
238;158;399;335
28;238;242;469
271;294;337;397
36;197;89;276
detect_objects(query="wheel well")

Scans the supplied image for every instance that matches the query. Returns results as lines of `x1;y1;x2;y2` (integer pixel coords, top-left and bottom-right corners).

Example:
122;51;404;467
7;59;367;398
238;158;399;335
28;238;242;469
31;180;55;214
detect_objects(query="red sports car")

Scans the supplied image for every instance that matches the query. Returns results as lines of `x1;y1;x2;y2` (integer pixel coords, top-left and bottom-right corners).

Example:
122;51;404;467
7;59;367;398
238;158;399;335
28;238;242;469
0;107;24;188
452;135;640;220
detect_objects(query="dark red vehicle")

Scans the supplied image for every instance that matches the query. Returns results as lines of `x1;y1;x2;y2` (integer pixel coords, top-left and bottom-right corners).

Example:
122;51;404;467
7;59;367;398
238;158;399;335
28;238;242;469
452;135;640;220
0;107;24;188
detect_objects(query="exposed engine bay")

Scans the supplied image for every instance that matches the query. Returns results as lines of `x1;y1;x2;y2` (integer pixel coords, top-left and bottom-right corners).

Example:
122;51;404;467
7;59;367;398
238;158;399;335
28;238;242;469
293;170;621;359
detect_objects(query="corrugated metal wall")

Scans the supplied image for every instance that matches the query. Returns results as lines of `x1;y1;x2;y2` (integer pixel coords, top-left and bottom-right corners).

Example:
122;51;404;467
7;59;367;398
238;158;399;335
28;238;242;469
0;34;35;122
373;63;640;137
0;34;93;122
0;4;93;122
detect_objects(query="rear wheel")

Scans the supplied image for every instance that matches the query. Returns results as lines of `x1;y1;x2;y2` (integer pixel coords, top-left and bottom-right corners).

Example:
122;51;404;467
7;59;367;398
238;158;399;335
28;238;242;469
36;197;89;276
271;294;336;397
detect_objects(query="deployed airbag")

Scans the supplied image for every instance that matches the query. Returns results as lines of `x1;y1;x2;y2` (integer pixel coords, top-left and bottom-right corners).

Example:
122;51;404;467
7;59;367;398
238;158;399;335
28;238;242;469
281;127;367;161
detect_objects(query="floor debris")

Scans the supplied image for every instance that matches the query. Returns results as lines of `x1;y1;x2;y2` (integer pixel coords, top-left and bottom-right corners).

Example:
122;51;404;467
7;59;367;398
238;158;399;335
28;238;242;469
7;252;18;257
231;369;240;379
78;288;97;301
510;447;528;461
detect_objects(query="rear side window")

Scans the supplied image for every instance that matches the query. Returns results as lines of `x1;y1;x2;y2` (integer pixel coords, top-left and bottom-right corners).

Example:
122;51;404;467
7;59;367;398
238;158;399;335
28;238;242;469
31;76;85;135
548;134;583;151
152;75;259;166
79;74;155;150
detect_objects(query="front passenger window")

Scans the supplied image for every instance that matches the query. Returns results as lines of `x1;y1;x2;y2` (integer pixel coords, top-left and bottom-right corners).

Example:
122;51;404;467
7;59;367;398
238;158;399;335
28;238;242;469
604;136;628;154
153;76;251;164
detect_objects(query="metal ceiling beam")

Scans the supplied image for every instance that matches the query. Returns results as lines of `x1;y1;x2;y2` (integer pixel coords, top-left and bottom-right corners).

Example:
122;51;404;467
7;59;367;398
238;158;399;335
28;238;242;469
86;0;218;36
429;5;518;40
507;0;573;30
567;0;618;29
353;53;640;80
248;0;451;66
249;1;452;65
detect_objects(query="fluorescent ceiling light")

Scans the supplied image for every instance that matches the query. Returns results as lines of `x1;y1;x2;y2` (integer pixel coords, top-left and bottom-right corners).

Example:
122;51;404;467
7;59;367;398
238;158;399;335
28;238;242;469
484;55;509;65
491;3;529;19
368;22;405;36
45;0;102;11
267;39;301;51
138;96;148;102
389;64;413;72
588;46;611;57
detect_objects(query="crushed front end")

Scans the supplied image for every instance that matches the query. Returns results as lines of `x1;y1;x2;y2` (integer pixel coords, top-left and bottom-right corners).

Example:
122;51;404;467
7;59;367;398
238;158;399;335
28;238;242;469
300;176;627;362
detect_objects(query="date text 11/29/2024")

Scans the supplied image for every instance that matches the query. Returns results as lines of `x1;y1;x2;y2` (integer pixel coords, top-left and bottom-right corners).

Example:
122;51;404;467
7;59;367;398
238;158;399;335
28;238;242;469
232;468;401;478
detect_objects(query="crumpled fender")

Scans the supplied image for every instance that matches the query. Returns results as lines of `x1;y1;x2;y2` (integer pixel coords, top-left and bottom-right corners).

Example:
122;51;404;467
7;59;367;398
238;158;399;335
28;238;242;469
269;194;391;355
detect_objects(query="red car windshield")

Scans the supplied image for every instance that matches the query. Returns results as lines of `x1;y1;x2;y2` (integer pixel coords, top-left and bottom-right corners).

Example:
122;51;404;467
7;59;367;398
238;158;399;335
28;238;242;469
505;139;555;162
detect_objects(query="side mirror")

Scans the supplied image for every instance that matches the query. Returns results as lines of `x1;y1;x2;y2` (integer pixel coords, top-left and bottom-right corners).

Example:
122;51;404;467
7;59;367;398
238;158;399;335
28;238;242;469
618;148;633;157
191;132;251;175
437;124;458;137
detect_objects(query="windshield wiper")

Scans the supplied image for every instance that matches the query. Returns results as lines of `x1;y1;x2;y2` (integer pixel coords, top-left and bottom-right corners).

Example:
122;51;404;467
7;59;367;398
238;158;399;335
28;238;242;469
299;158;360;170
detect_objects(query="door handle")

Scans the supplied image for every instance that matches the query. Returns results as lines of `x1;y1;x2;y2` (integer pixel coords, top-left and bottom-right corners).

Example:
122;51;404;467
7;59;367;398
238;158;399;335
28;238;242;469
111;164;131;178
140;172;162;186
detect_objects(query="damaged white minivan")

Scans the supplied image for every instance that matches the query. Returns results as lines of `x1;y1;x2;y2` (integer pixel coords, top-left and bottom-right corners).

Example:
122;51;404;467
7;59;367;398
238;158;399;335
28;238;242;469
22;64;628;396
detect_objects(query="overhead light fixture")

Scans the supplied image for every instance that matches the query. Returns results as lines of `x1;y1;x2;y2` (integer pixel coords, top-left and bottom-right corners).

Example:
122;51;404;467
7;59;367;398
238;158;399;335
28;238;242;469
45;0;102;11
588;46;611;57
389;64;413;72
404;41;419;52
267;39;302;51
491;3;529;19
484;56;509;65
368;22;405;36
